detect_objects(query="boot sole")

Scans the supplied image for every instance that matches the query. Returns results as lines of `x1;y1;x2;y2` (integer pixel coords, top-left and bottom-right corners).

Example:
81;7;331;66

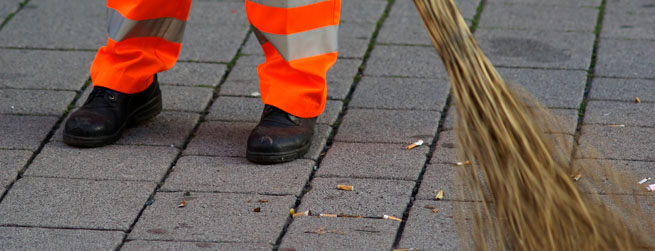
63;93;162;148
246;142;311;164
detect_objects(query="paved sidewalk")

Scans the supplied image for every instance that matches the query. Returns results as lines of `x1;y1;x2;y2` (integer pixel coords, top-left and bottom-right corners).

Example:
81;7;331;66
1;0;653;250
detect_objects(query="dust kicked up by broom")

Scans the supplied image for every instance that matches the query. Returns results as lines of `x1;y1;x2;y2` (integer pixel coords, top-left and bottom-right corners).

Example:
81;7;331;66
413;0;653;250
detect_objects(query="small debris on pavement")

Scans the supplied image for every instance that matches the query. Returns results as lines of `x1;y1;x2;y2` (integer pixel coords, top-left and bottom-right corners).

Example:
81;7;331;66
383;215;403;222
455;160;471;166
290;208;295;215
393;249;417;251
292;210;311;217
338;213;363;218
251;92;261;97
648;184;655;192
253;207;261;212
257;199;269;203
638;177;651;185
573;172;582;181
635;97;641;103
337;184;353;191
435;189;444;200
424;205;439;213
178;200;187;208
319;213;337;217
608;124;625;127
405;139;424;150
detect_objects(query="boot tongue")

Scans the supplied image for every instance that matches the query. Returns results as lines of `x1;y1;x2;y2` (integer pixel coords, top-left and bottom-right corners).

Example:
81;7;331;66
261;105;297;126
84;87;120;108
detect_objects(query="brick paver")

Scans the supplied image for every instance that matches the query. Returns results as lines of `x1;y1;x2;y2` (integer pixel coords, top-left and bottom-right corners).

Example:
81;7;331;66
1;0;652;250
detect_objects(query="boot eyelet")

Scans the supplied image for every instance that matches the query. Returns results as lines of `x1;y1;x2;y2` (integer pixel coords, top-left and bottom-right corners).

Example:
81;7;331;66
107;94;116;101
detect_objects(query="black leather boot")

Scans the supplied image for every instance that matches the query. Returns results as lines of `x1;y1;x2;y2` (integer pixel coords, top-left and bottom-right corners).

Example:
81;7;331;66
63;75;162;147
247;105;317;164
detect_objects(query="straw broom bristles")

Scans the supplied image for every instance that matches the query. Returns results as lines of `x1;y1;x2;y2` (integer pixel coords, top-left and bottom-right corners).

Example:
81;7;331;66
413;0;649;250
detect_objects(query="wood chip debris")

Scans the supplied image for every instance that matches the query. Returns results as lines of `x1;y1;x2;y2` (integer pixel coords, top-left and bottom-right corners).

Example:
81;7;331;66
383;215;403;222
178;200;187;208
635;97;641;103
319;213;337;217
257;199;269;203
253;207;261;213
573;172;582;181
638;177;651;184
424;205;439;213
405;140;424;150
648;184;655;192
337;184;353;191
608;124;625;127
434;189;444;200
292;210;311;217
455;160;471;166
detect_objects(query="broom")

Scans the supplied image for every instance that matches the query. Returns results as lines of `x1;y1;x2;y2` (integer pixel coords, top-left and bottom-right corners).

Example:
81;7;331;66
412;0;649;250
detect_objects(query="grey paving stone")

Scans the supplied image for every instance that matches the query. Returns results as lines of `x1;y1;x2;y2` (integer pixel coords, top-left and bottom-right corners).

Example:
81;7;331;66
129;192;295;243
0;0;105;49
595;38;655;79
158;62;227;88
207;96;342;125
0;49;94;90
388;0;480;22
574;158;655;194
338;36;372;59
0;115;57;151
605;0;655;14
488;0;601;7
0;177;155;230
601;11;655;40
25;141;178;182
183;121;259;157
161;85;212;113
0;150;31;195
179;1;249;62
304;124;333;161
240;35;264;56
0;227;124;251
224;55;264;82
161;156;313;196
335;109;440;144
338;22;378;58
479;3;597;32
122;240;271;251
590;78;655;103
0;89;75;116
475;29;595;70
0;0;20;21
317;142;429;180
279;217;400;251
584;100;655;127
350;77;449;111
298;177;415;217
430;130;459;164
416;163;472;201
365;45;447;78
326;58;361;99
498;67;588;109
578;125;655;161
398;200;476;251
442;106;457;130
341;0;388;24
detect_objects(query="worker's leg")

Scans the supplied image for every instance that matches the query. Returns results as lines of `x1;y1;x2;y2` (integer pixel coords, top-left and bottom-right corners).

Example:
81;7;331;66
245;0;341;163
64;0;192;147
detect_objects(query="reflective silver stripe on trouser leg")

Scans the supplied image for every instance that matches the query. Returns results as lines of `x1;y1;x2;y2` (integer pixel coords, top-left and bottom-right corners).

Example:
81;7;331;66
258;24;339;61
107;8;187;43
248;0;327;8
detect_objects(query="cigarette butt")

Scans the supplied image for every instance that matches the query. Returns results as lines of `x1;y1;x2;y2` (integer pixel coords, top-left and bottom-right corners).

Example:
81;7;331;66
251;92;261;97
638;177;651;184
253;207;261;212
178;200;187;208
289;208;295;215
383;215;403;222
648;184;655;192
434;190;444;200
608;124;625;127
319;213;337;217
455;160;471;166
292;210;311;217
338;213;363;218
573;172;582;181
405;140;424;150
635;97;641;103
432;208;440;213
337;184;353;191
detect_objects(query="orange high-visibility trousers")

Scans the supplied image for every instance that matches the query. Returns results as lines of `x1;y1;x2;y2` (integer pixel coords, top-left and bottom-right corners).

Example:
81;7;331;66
92;0;340;118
